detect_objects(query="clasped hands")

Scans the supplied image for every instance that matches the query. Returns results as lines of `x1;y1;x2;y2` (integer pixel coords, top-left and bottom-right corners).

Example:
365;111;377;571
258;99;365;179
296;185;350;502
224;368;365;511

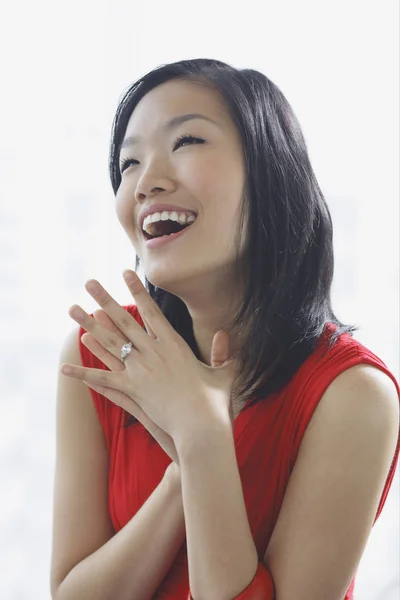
61;270;237;463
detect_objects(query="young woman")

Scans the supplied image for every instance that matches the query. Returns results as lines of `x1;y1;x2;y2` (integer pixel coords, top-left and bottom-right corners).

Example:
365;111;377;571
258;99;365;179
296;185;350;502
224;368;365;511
50;58;400;600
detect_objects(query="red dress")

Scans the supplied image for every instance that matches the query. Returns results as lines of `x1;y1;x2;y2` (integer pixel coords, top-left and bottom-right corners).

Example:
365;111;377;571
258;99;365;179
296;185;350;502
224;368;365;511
79;306;400;599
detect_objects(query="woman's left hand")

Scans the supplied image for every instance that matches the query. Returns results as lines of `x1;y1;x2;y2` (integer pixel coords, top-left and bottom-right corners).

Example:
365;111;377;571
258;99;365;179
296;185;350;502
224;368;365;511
61;270;237;441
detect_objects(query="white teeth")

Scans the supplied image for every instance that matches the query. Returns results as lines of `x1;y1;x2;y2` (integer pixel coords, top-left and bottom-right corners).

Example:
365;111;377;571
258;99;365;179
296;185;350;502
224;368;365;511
142;210;196;234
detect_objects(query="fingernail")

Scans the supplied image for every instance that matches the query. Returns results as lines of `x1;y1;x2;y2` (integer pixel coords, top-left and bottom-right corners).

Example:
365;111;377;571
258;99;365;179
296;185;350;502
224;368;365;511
70;306;85;320
123;270;136;283
86;280;100;295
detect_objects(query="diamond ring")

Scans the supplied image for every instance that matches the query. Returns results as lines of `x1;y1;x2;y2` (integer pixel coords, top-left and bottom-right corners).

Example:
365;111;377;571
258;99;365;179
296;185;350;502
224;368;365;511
120;342;133;362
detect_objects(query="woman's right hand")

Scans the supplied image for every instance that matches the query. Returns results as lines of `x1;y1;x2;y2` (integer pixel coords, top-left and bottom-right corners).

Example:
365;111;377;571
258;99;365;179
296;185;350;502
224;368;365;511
81;308;181;465
80;307;234;465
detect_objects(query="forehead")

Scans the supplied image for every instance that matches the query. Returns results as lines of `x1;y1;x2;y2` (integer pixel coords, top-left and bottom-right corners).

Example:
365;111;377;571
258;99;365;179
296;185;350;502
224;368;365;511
124;79;229;136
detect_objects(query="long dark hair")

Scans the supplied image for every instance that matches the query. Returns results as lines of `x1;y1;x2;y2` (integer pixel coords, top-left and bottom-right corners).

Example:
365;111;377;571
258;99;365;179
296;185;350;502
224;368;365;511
108;58;358;428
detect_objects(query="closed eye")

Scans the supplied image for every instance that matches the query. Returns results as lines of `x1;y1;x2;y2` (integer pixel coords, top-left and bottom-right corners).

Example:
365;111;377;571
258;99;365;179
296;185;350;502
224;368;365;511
120;157;139;173
119;134;205;174
173;134;205;151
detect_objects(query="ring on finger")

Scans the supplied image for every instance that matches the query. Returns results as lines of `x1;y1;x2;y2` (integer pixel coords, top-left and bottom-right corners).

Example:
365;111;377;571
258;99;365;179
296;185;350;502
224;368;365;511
120;342;133;362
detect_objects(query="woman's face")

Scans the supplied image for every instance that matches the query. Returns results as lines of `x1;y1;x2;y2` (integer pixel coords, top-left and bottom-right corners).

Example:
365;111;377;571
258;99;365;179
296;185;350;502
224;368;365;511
116;78;246;295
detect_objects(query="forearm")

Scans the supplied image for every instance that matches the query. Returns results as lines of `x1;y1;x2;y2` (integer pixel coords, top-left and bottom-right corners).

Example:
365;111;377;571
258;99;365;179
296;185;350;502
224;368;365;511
176;423;259;600
55;464;185;600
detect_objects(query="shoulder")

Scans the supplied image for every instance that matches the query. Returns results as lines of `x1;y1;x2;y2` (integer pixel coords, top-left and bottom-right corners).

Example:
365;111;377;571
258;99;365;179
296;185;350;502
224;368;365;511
302;363;399;496
288;325;399;462
59;324;84;364
263;363;399;598
312;363;399;443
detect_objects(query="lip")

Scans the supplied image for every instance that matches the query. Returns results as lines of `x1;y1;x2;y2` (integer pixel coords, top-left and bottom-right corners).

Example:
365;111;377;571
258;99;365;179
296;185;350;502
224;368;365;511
144;220;195;248
138;202;197;232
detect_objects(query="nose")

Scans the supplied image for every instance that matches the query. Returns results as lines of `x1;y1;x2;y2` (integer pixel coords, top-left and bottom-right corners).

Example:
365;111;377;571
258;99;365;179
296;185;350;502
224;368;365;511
135;161;177;203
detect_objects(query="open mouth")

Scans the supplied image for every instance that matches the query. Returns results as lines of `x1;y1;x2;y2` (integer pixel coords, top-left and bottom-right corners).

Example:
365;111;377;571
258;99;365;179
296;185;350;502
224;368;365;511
142;219;193;241
142;212;196;240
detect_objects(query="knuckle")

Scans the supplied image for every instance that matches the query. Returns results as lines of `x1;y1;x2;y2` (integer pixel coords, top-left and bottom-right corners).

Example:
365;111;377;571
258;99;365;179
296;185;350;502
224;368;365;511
140;304;156;321
105;336;118;349
98;372;110;386
130;279;144;295
100;290;112;305
118;314;131;330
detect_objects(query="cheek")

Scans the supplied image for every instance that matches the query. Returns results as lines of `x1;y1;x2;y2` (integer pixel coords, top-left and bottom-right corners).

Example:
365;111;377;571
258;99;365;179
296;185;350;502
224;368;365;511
115;185;134;228
115;198;126;226
184;153;244;202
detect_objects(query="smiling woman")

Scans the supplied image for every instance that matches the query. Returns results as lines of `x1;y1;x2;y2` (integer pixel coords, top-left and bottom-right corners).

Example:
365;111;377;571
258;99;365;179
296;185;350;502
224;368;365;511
50;58;400;600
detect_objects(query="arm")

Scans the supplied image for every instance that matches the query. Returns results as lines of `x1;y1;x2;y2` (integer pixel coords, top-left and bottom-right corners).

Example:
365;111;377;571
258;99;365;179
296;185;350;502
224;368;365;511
176;364;399;600
51;327;186;600
175;421;260;600
263;364;399;599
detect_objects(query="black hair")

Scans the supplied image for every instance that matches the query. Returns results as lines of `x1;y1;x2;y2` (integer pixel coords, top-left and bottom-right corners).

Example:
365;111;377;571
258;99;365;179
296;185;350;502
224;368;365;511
108;58;358;428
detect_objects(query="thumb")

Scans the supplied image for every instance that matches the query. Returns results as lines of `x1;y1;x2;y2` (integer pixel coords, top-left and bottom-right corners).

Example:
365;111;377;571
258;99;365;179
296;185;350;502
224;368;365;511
211;330;237;428
211;330;231;368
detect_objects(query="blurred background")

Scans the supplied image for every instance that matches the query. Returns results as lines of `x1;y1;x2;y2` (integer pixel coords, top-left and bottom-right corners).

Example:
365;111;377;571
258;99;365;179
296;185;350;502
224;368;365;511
0;0;398;598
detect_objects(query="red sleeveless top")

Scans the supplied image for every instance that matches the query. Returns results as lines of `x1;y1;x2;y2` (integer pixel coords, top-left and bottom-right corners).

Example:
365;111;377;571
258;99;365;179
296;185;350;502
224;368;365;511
78;306;400;599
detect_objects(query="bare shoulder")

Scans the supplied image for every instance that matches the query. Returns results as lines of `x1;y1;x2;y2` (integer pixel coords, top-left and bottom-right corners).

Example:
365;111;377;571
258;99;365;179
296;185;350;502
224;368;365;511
55;326;106;443
320;361;399;414
50;326;114;597
263;363;399;600
307;363;399;451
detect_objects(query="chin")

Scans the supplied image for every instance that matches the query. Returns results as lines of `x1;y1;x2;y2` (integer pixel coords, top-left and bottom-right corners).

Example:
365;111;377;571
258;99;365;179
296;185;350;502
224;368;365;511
142;267;183;294
144;263;202;298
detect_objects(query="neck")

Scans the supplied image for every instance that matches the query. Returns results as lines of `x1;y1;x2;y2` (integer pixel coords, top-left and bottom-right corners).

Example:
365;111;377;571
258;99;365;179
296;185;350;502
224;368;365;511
171;272;245;366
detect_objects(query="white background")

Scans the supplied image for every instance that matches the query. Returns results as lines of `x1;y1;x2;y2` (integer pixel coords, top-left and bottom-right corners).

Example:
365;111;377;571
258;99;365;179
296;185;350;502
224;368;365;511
0;0;398;598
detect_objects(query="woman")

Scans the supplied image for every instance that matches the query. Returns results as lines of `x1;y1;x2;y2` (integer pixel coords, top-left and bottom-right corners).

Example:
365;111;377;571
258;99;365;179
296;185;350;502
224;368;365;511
50;58;400;600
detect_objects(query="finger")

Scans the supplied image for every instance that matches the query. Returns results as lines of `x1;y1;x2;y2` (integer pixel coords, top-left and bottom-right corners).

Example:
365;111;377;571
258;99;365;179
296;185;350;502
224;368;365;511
134;305;157;339
85;279;150;349
83;381;179;462
93;309;130;342
229;399;235;426
122;270;174;341
82;381;145;419
69;305;128;363
94;307;155;343
60;363;132;397
211;330;230;367
81;332;125;372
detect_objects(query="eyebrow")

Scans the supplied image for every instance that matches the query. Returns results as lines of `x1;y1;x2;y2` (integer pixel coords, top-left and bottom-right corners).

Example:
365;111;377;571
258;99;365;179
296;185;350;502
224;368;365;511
120;113;218;149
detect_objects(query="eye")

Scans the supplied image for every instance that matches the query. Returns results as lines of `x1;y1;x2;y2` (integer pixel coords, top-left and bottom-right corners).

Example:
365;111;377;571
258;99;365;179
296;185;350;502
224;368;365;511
119;134;205;174
120;157;138;174
173;134;205;151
